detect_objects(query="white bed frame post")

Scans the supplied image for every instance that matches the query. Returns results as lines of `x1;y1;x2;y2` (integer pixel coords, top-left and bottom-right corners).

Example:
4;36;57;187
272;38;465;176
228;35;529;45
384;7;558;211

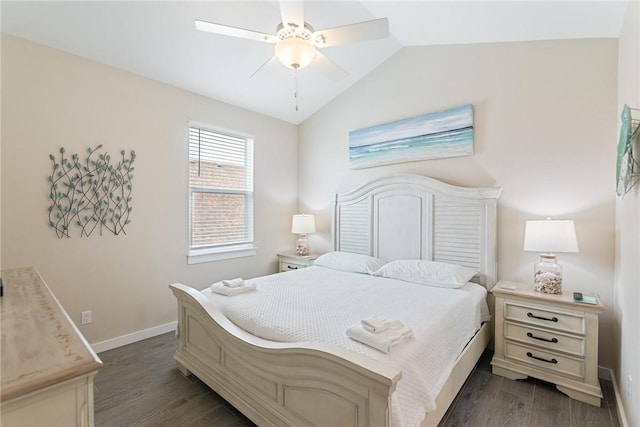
480;189;499;288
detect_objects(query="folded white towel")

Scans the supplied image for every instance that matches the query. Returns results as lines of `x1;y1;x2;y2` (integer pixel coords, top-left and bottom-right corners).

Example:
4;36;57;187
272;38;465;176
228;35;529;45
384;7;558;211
361;315;403;333
222;277;244;288
347;322;413;353
210;282;256;296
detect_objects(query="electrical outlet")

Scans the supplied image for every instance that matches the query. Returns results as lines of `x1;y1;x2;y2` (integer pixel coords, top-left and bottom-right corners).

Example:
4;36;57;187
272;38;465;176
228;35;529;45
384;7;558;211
81;310;92;325
628;375;633;400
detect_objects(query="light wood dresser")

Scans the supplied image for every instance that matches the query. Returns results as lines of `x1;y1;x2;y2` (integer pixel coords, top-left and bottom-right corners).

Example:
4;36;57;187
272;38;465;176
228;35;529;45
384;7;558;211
1;267;102;426
276;252;318;272
490;280;604;406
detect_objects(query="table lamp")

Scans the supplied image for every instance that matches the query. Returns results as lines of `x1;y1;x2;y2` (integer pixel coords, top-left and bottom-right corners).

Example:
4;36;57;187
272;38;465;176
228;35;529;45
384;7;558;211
523;218;578;294
291;214;315;256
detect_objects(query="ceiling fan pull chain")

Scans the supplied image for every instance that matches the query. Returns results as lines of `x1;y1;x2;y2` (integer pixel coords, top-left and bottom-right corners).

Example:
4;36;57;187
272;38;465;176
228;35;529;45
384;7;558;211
294;66;299;112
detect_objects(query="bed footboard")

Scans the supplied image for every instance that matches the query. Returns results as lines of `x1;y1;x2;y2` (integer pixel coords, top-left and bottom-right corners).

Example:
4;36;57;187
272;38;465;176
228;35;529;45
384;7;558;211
169;283;402;427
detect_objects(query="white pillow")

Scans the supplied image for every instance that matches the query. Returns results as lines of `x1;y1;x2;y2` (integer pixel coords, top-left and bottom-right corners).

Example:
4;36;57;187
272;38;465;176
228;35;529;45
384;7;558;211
313;251;387;274
372;259;477;288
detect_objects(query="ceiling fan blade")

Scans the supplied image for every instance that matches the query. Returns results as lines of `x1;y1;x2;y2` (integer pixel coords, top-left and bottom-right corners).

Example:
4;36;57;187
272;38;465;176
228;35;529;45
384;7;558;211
195;20;278;44
250;55;280;79
312;18;389;48
312;51;348;82
279;0;304;31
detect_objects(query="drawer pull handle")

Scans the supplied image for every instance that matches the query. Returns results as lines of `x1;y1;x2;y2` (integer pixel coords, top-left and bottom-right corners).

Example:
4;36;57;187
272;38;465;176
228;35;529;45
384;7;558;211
526;351;558;364
527;332;558;343
527;312;558;322
287;265;298;270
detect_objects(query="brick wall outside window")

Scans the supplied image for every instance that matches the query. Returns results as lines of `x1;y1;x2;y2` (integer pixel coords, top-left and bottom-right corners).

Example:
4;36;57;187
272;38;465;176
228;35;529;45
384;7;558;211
189;159;249;248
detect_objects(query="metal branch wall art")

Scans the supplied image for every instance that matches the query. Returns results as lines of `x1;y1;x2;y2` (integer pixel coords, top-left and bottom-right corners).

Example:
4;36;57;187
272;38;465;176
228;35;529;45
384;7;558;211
48;145;136;238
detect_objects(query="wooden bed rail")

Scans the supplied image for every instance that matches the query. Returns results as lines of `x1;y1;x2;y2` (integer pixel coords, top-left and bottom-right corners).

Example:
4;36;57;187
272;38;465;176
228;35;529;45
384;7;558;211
169;283;402;427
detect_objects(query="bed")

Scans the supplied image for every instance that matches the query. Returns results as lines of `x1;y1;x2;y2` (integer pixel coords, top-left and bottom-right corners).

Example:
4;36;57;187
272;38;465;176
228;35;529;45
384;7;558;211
170;174;502;426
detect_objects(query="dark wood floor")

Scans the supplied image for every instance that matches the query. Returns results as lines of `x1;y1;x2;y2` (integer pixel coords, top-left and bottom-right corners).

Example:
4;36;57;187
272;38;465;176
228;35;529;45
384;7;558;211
95;332;621;427
439;352;621;427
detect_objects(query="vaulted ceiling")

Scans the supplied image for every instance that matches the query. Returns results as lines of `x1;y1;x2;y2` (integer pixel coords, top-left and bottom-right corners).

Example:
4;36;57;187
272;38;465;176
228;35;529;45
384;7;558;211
1;1;629;124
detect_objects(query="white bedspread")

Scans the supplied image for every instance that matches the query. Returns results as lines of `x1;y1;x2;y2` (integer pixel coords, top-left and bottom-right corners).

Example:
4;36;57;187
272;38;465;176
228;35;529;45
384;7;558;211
202;266;490;427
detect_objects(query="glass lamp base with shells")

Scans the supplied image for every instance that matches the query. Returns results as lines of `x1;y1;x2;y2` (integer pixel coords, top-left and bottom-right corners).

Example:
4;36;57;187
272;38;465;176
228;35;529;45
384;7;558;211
295;235;310;256
533;254;563;294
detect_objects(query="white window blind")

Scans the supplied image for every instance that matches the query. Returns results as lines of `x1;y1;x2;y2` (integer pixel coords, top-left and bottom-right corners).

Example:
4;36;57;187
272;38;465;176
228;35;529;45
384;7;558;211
188;125;254;253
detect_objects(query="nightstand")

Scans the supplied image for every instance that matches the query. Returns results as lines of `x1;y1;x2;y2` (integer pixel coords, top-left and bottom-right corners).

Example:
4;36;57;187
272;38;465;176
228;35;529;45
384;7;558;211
277;252;318;273
490;280;604;406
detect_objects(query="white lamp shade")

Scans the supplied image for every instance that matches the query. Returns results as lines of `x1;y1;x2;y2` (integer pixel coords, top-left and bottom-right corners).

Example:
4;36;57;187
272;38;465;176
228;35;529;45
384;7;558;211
275;38;317;70
523;219;579;253
291;214;316;234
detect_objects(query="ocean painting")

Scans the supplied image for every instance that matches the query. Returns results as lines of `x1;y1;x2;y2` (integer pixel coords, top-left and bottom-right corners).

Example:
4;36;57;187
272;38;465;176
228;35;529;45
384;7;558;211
348;105;474;169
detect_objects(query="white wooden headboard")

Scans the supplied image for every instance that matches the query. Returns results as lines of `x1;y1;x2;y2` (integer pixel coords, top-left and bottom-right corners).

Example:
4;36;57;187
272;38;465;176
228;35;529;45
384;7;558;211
333;175;502;287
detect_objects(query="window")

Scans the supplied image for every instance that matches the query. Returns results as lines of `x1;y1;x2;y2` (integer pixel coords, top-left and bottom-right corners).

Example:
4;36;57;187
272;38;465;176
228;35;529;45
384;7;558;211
188;123;255;264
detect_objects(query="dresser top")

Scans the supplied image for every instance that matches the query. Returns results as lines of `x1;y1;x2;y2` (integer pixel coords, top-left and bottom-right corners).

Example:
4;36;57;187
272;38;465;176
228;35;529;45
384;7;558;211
1;267;102;402
491;280;605;312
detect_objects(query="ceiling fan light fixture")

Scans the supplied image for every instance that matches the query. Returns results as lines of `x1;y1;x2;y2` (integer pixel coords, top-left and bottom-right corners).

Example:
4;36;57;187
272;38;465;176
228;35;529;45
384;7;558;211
274;37;317;70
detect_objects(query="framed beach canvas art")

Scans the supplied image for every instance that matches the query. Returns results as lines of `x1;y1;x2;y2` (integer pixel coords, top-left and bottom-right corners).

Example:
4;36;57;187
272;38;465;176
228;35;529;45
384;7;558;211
348;104;474;169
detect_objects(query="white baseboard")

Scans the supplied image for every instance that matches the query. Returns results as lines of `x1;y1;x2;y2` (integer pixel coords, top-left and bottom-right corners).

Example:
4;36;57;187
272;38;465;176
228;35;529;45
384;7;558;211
91;321;177;354
611;370;630;427
601;367;630;427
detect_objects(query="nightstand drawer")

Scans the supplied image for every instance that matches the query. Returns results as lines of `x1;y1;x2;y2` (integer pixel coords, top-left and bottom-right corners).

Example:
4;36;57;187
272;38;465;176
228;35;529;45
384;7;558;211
505;341;585;380
505;302;585;334
277;253;318;273
505;322;585;356
279;262;305;272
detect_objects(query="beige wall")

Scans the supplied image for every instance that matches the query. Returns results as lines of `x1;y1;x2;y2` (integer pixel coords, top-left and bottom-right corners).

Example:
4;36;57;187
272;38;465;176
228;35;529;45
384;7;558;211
0;35;298;344
298;39;618;368
615;2;640;425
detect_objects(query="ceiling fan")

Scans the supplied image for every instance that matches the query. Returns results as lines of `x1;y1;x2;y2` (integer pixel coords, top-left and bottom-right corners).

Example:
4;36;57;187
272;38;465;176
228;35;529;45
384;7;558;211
194;1;389;82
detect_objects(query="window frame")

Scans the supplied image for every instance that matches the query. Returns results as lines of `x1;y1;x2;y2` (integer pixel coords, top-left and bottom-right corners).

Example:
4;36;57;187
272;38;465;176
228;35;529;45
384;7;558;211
187;121;256;264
